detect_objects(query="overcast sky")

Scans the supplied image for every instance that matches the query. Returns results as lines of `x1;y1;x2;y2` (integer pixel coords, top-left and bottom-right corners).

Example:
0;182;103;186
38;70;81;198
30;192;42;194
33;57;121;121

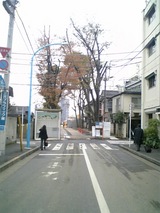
0;0;146;109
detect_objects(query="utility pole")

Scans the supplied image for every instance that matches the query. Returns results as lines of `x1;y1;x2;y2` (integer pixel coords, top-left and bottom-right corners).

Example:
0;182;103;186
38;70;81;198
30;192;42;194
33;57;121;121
129;102;134;147
0;0;17;155
103;70;107;122
103;63;112;122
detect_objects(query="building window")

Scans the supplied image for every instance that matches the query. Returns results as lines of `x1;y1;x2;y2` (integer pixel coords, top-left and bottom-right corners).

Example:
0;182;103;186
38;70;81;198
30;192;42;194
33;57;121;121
148;114;153;119
148;5;156;24
131;97;141;109
148;39;156;56
148;74;156;88
116;98;120;111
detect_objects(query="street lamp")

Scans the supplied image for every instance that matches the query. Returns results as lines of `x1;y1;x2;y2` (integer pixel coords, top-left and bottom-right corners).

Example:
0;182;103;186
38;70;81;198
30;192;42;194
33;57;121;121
26;42;67;148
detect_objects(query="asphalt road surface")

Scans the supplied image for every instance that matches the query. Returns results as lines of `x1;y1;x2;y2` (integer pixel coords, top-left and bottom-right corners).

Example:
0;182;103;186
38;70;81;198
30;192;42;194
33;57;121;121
0;139;160;213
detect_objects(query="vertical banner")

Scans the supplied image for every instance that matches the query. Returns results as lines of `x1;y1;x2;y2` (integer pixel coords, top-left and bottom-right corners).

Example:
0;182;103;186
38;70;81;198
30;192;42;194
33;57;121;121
0;90;7;126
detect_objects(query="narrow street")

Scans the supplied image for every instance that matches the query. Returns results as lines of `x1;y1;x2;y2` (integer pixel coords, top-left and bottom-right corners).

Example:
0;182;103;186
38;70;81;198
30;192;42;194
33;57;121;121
0;140;160;213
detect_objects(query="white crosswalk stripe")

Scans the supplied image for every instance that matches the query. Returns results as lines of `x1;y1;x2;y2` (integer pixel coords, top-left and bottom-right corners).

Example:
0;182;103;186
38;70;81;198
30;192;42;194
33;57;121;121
100;143;113;150
90;143;100;149
79;143;87;149
66;143;74;150
47;143;117;151
52;143;63;150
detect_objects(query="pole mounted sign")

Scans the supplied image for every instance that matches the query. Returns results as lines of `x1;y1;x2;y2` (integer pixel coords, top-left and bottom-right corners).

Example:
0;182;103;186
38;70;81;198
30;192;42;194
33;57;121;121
0;60;9;69
0;60;9;74
0;47;10;58
0;75;7;130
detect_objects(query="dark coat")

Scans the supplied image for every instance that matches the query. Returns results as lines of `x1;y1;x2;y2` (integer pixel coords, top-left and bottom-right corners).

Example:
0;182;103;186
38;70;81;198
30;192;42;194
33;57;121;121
134;127;143;145
39;127;48;140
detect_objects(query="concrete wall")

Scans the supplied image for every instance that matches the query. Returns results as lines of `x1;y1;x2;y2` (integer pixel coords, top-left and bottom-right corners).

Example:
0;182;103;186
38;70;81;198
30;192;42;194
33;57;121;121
6;117;17;144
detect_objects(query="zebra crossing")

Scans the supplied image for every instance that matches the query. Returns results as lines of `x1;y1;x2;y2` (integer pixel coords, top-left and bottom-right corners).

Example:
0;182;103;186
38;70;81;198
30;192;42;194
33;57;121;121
46;143;118;151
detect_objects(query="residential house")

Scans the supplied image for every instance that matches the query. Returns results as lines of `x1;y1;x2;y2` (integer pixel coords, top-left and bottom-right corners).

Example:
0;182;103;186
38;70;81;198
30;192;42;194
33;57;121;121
142;0;160;128
83;90;119;130
100;90;119;122
112;79;141;138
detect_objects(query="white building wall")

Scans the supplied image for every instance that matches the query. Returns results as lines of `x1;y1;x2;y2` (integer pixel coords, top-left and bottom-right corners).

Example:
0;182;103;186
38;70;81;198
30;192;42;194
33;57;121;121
142;0;160;128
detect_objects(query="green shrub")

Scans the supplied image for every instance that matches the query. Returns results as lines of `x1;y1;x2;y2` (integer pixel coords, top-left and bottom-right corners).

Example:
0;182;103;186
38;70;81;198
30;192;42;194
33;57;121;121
113;111;125;124
144;119;160;148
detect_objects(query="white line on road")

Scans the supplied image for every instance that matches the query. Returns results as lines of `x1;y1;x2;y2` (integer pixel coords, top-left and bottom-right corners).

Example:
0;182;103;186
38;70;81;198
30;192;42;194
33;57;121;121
100;143;113;150
39;154;83;156
52;143;63;150
90;143;100;149
83;148;111;213
66;143;74;150
79;143;87;149
100;143;119;150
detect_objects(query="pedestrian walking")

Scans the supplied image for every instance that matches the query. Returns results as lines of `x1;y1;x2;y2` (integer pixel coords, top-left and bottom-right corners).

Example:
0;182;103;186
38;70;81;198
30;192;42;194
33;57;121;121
134;124;144;151
39;125;48;150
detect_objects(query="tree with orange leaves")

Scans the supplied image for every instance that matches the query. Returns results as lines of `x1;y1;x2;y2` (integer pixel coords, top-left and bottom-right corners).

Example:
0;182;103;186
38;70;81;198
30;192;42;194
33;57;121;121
36;28;90;110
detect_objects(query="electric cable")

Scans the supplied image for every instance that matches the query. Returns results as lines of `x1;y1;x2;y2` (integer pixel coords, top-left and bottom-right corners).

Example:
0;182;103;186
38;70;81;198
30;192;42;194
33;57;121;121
15;9;35;54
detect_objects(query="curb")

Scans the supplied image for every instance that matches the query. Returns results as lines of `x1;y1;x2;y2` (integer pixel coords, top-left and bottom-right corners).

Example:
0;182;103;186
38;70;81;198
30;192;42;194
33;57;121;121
0;146;40;173
119;145;160;166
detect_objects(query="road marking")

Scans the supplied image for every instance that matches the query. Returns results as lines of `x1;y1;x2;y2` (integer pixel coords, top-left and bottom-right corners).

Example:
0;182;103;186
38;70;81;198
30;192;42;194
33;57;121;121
44;143;118;151
66;143;74;150
107;140;134;145
42;171;58;177
39;154;83;156
83;148;111;213
90;143;100;149
79;143;87;149
100;143;112;150
52;143;63;150
100;143;119;150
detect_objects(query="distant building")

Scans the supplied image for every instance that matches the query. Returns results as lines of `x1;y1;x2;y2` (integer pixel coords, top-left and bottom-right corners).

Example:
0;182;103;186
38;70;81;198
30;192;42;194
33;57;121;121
8;105;28;117
59;97;69;123
142;0;160;128
112;79;141;138
100;90;119;121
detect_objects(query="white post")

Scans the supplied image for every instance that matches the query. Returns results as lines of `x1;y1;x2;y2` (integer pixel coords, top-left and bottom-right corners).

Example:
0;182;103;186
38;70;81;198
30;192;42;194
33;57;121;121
21;107;24;143
129;103;133;147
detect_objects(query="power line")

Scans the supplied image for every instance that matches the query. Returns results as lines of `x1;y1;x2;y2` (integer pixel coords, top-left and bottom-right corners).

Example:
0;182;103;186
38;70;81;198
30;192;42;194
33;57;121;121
114;23;160;75
112;61;142;68
15;20;31;53
15;9;35;54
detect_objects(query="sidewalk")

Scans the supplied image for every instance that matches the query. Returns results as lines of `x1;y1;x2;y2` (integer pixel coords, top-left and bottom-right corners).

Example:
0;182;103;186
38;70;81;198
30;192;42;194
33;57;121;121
0;141;40;172
119;143;160;166
0;128;160;172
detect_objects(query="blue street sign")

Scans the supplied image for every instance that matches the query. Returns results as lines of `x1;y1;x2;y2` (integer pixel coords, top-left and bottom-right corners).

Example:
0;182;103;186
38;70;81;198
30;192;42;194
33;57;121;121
0;59;8;70
0;125;5;131
0;75;5;89
0;90;7;126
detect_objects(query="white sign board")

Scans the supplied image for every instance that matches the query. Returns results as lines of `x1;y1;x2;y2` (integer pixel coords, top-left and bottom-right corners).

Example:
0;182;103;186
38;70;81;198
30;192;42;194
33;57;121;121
35;109;61;140
103;122;111;138
92;126;96;137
